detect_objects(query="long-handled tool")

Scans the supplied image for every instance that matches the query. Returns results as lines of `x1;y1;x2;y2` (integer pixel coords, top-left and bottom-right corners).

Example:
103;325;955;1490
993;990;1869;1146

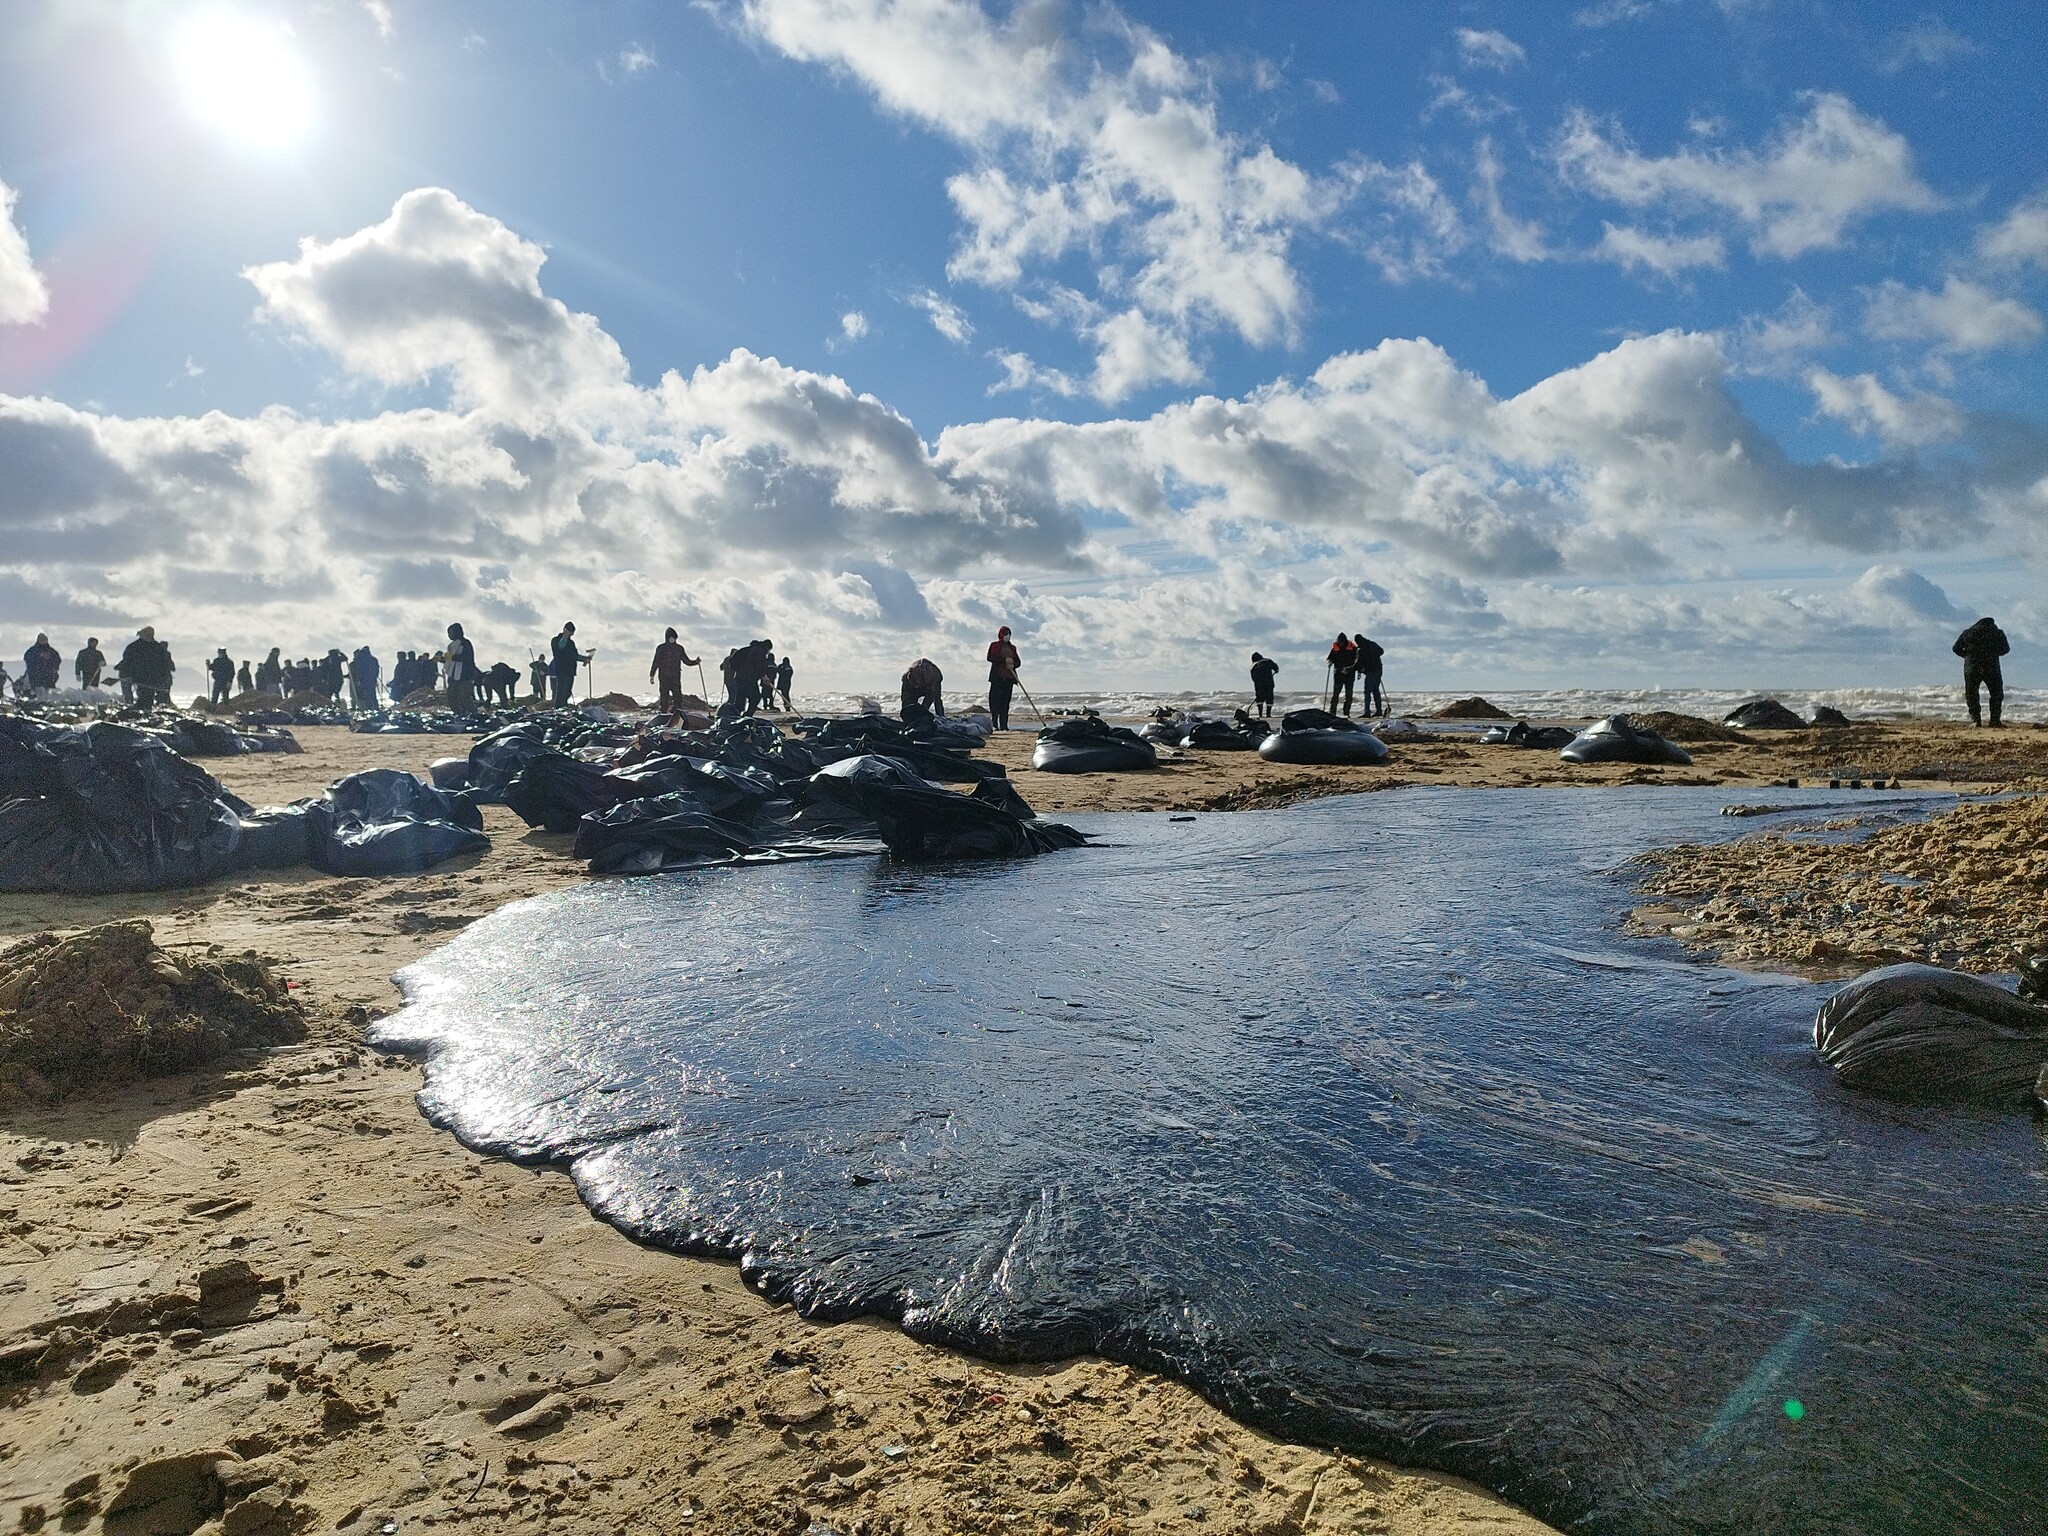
1014;673;1047;727
1323;660;1334;712
695;660;709;708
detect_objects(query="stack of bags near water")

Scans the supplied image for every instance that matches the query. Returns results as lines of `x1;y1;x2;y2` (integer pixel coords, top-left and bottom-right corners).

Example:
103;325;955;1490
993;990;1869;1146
0;718;486;893
452;710;1086;871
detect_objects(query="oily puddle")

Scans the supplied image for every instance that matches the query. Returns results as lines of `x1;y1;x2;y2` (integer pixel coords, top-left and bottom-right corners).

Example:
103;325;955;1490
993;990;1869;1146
372;786;2046;1536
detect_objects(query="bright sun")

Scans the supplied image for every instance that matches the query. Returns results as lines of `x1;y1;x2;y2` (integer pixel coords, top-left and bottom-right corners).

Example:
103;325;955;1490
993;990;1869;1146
170;8;315;155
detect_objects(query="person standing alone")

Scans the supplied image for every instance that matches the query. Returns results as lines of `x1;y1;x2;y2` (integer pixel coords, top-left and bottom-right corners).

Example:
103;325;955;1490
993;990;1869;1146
75;637;106;689
1953;616;2011;727
207;647;235;706
986;625;1020;730
649;627;698;714
550;622;591;706
22;634;60;694
1249;652;1278;718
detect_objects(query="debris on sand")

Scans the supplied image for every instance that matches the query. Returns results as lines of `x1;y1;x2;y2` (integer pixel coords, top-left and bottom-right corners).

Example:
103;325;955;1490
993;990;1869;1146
1432;696;1513;720
1630;789;2048;973
0;920;305;1108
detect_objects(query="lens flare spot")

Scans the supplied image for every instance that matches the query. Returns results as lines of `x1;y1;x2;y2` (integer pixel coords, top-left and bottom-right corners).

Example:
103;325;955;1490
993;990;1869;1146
171;8;315;155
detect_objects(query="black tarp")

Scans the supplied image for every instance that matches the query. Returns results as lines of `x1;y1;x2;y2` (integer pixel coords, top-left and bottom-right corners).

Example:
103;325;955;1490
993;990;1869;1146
1257;709;1390;764
1031;717;1158;773
1559;715;1693;766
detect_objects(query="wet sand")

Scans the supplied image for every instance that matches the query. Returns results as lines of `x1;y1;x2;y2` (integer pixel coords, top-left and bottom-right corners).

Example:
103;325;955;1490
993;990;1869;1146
5;713;2039;1534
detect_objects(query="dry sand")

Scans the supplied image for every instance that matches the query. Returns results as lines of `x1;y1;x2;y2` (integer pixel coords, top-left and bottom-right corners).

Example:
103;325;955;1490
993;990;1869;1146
6;711;2041;1534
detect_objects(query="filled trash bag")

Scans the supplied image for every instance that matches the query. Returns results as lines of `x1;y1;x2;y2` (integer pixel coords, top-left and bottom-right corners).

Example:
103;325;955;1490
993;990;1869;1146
376;786;2046;1536
1480;719;1578;750
0;722;247;894
1179;719;1262;751
1811;705;1852;727
809;755;1088;859
1558;715;1692;766
465;726;558;801
1257;709;1390;765
233;805;318;871
1724;698;1809;731
1031;717;1158;774
605;755;789;823
503;751;624;833
1814;964;2048;1103
309;811;490;878
324;767;483;832
428;756;472;790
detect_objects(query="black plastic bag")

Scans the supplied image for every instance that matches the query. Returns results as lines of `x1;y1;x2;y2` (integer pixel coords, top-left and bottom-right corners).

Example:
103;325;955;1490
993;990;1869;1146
1559;715;1692;765
310;811;489;877
809;755;1086;858
324;768;482;831
504;751;624;833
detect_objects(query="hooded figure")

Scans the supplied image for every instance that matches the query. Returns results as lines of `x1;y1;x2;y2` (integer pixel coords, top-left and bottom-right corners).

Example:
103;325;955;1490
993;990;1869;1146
255;647;283;695
1326;634;1358;715
22;634;61;692
348;646;381;711
236;659;254;694
985;626;1021;731
1953;617;2011;727
650;627;700;714
1249;652;1279;718
75;637;106;689
1353;634;1386;717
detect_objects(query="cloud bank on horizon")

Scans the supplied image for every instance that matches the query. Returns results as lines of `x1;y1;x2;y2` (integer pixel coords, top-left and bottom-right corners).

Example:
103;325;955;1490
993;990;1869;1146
0;0;2043;692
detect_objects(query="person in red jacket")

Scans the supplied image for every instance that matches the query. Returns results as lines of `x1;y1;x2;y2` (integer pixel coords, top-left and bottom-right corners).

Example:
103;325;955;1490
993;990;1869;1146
986;625;1021;730
1326;633;1358;715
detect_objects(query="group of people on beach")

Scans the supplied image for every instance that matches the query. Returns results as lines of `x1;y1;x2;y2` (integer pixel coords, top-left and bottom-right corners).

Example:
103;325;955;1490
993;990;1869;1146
6;615;2021;726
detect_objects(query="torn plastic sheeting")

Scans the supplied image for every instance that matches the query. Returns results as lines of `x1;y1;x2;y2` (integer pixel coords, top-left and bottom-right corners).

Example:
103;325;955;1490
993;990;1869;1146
372;786;2042;1536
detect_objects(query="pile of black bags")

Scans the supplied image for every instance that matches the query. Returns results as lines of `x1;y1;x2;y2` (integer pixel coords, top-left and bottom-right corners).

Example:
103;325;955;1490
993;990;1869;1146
0;719;488;893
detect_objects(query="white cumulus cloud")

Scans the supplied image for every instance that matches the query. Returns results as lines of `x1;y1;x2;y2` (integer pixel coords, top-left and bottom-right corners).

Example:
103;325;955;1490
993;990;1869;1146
1864;275;2044;353
1808;369;1964;448
1555;92;1941;259
1979;193;2048;268
0;178;50;326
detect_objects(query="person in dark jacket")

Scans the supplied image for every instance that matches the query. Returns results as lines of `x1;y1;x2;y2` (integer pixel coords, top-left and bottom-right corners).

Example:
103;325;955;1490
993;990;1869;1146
986;626;1021;730
527;655;548;701
348;646;381;711
649;628;699;714
75;637;106;689
1953;617;2011;727
775;655;794;712
1326;633;1358;715
444;624;478;713
1353;634;1386;717
1249;652;1278;718
22;634;61;692
120;627;174;707
207;648;235;706
236;659;253;694
255;648;283;695
900;657;945;728
549;622;591;706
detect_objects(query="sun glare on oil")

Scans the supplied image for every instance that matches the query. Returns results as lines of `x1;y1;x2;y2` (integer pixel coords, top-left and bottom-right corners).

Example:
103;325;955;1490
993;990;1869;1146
170;8;315;155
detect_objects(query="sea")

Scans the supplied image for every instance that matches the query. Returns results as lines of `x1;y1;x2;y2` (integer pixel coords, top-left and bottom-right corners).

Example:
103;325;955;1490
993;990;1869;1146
799;684;2041;725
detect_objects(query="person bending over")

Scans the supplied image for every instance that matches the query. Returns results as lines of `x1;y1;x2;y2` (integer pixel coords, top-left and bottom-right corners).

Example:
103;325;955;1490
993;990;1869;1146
901;657;945;729
1354;634;1386;717
1249;652;1278;718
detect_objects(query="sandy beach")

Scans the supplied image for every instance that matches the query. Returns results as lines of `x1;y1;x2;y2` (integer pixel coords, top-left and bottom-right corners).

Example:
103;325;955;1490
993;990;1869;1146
3;711;2038;1535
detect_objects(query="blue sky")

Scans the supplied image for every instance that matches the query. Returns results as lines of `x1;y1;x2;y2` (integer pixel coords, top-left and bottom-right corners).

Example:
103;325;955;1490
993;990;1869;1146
1;0;2044;691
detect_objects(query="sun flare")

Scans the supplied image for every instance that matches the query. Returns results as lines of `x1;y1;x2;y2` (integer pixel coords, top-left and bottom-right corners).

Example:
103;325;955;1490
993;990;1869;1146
170;8;315;155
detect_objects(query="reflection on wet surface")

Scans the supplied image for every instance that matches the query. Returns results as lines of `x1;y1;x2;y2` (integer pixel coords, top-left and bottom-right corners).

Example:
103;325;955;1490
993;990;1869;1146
375;787;2046;1536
